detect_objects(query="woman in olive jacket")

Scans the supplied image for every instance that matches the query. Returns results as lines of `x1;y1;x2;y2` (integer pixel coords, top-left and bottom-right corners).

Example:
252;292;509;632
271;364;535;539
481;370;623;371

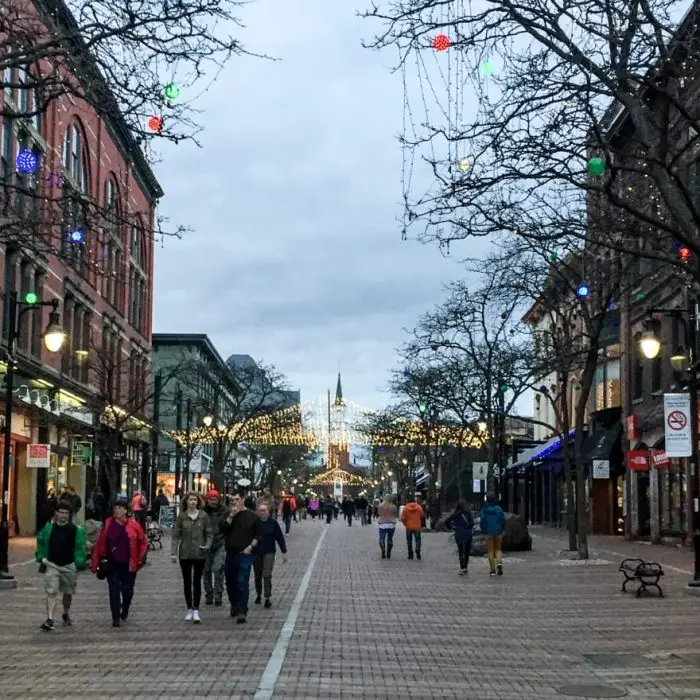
171;492;213;623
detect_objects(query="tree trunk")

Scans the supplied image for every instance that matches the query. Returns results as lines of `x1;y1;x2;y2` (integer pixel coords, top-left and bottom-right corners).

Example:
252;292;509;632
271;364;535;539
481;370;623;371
564;449;577;551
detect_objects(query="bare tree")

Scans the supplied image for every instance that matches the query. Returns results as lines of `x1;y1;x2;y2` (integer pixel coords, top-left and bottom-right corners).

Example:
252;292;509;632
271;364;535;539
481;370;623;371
363;0;700;280
1;0;262;259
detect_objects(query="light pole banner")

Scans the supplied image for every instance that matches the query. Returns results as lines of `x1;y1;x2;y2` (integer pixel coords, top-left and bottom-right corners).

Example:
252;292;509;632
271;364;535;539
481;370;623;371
664;393;692;457
472;462;488;480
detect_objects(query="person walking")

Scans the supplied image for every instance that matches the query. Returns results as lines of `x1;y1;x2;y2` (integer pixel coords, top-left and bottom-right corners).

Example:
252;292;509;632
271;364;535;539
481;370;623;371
151;489;169;523
35;500;87;630
281;495;293;534
131;491;147;531
254;503;287;608
377;496;398;560
323;496;334;524
61;485;82;522
444;499;474;575
480;493;506;576
171;492;213;623
401;496;424;560
220;490;263;624
342;496;355;526
203;489;226;606
92;499;148;627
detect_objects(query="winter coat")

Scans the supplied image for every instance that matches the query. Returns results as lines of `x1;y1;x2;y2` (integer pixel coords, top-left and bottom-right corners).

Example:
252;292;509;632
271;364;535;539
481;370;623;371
92;517;148;573
445;510;474;543
171;510;213;560
479;504;506;536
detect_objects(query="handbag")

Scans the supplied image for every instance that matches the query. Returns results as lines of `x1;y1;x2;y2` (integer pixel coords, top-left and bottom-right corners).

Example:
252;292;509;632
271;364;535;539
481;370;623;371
96;556;109;580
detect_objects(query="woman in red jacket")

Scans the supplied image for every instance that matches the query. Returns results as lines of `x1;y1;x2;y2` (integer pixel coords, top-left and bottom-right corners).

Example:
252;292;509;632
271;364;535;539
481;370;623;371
92;499;148;627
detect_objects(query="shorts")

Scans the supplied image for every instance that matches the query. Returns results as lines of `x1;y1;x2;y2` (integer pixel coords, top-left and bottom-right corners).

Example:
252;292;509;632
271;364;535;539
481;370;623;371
44;562;78;596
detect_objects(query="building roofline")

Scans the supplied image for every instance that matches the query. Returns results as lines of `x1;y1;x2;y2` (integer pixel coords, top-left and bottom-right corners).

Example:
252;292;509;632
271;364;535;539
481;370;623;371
152;333;233;381
39;0;164;202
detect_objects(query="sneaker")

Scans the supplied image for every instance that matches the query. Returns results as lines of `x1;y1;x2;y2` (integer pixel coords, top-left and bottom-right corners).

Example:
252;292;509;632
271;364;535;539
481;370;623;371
40;618;54;631
255;595;262;605
205;594;214;606
214;598;223;607
381;551;386;560
264;598;272;608
193;610;201;624
489;570;496;577
185;609;194;621
407;554;413;560
459;569;467;576
236;615;247;624
497;564;503;576
62;612;72;626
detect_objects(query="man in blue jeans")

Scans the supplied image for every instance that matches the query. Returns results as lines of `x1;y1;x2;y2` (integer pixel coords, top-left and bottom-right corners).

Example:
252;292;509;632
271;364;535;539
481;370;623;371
220;491;263;624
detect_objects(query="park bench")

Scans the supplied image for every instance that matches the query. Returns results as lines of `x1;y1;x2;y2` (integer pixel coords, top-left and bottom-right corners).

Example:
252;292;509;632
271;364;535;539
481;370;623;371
619;558;664;597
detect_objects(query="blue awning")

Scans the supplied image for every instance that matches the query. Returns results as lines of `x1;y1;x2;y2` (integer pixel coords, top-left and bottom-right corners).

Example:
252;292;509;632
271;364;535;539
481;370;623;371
509;429;576;470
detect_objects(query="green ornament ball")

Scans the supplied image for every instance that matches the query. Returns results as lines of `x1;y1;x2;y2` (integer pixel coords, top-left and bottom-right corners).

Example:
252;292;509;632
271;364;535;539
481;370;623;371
549;251;559;262
587;157;605;176
164;83;180;101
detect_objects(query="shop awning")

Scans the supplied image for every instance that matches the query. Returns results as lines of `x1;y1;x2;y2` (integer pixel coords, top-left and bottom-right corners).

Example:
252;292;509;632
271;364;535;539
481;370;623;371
580;424;621;462
509;429;576;470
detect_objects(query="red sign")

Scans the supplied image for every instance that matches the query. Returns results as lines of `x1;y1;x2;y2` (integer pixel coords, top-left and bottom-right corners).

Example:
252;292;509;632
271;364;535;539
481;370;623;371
626;415;638;441
627;450;649;472
651;450;670;469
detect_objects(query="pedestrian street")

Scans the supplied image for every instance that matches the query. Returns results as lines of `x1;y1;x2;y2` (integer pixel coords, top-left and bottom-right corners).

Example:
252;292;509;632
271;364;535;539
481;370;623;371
2;518;700;699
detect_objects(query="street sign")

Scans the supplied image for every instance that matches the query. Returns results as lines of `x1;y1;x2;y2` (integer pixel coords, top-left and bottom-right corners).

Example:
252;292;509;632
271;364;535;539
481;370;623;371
664;393;692;457
592;460;609;479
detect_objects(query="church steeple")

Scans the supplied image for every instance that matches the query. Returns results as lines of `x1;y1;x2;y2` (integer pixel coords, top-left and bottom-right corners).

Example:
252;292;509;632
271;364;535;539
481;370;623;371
334;373;344;406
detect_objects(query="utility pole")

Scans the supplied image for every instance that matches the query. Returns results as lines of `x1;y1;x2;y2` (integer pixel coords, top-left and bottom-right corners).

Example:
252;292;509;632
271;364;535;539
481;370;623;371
174;387;182;504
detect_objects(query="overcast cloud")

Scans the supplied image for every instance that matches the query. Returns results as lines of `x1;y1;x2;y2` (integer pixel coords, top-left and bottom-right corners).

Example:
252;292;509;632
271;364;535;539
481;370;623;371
153;0;478;410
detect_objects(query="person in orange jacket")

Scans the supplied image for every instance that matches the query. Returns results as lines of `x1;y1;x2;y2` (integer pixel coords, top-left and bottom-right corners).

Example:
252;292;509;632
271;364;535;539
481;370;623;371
401;496;425;560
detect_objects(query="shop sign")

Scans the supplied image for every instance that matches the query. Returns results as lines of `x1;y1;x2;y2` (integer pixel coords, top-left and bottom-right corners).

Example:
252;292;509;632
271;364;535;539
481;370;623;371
664;393;692;457
592;460;610;479
651;450;670;469
27;444;50;468
626;415;638;441
627;450;649;472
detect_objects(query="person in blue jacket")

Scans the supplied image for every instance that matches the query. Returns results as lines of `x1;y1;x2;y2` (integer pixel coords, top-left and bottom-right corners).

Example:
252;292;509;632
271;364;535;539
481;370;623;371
254;502;287;608
445;499;474;575
479;493;506;577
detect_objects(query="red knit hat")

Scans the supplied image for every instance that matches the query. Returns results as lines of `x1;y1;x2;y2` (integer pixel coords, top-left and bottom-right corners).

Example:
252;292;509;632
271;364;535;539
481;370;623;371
206;489;220;499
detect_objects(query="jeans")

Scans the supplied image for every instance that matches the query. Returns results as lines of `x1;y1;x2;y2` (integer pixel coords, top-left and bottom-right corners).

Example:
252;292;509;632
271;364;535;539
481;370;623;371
107;561;136;621
203;547;225;599
378;527;395;548
254;553;276;599
283;513;292;534
406;530;422;557
485;535;503;571
179;558;206;609
225;551;254;617
457;539;472;570
345;513;353;526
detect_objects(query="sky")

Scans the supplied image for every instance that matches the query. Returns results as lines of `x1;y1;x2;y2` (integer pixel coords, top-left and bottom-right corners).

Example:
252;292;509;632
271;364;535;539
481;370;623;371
152;0;476;411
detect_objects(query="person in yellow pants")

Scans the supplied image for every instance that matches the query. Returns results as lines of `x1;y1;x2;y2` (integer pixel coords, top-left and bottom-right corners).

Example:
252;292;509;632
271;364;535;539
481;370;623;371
479;493;506;576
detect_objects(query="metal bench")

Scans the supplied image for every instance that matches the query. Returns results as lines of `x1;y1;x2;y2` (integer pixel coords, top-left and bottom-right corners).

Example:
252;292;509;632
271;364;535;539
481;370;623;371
619;558;664;597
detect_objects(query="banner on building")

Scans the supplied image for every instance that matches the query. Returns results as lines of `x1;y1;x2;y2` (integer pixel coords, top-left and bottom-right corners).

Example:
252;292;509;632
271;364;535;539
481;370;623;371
188;445;203;473
27;444;50;468
651;450;670;469
664;393;692;457
592;460;610;479
627;450;649;472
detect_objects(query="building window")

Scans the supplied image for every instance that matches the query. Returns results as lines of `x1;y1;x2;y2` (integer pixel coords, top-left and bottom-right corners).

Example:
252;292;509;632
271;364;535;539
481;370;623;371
593;359;621;411
62;122;89;194
129;220;146;334
102;177;123;310
15;130;40;221
30;270;45;358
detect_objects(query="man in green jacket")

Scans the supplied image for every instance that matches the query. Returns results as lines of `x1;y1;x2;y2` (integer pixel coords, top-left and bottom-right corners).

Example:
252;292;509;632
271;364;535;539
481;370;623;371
35;500;88;631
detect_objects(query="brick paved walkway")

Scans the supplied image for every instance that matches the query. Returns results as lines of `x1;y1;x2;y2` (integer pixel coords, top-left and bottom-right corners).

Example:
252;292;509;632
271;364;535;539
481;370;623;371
2;517;700;699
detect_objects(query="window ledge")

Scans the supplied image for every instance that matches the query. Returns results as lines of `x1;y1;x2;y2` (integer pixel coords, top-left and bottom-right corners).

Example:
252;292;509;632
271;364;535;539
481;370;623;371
632;397;644;405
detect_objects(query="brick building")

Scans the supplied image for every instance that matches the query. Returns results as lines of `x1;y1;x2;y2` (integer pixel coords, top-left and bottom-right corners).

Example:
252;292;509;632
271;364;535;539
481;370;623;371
0;0;161;533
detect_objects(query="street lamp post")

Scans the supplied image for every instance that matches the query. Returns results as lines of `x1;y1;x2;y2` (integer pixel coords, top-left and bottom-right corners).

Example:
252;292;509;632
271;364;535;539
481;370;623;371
0;292;66;578
640;301;700;587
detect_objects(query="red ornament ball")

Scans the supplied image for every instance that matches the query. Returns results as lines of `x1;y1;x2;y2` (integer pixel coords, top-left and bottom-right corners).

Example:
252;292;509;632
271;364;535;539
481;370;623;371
680;246;691;261
432;34;450;51
148;116;163;133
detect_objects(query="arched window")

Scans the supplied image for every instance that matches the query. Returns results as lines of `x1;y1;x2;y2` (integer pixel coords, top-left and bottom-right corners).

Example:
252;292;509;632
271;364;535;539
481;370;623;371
129;218;147;334
62;120;89;194
101;176;123;309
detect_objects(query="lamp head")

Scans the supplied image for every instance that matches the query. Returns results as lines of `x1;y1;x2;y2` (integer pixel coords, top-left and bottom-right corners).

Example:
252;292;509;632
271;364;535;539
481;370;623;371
639;330;661;359
43;309;67;353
